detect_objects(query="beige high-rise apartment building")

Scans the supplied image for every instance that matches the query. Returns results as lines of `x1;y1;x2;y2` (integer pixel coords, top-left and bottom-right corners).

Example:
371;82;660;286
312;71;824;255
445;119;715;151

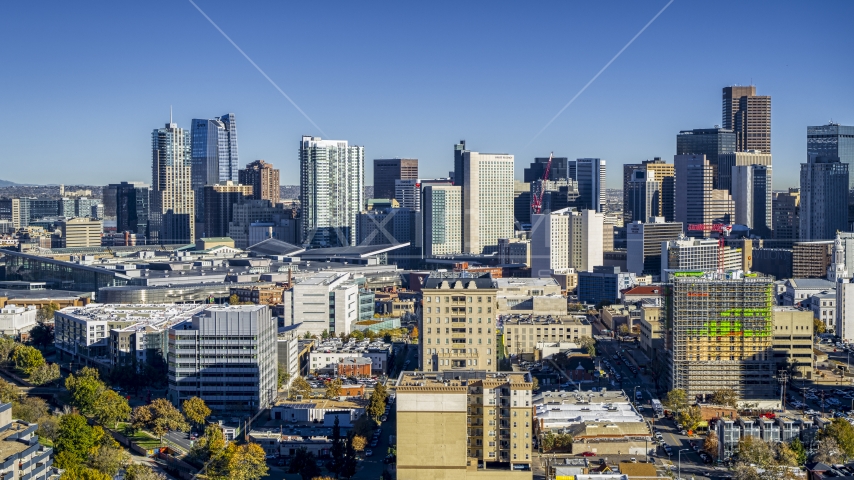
239;160;280;205
771;307;814;378
419;273;499;372
396;371;533;480
58;218;102;248
462;152;514;254
150;120;194;244
723;86;771;154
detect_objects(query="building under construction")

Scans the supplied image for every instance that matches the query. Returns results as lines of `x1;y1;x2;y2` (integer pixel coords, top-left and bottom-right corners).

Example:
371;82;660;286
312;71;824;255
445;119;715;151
667;271;776;400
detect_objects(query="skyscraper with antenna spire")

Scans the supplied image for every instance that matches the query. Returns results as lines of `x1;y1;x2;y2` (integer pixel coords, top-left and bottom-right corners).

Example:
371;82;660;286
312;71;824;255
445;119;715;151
149;114;194;244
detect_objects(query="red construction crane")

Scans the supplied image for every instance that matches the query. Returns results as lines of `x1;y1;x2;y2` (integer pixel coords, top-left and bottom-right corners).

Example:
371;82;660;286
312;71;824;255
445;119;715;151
687;223;733;272
531;152;554;215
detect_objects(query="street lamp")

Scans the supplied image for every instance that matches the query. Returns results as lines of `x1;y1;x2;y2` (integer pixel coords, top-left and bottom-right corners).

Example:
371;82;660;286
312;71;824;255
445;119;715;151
678;448;689;480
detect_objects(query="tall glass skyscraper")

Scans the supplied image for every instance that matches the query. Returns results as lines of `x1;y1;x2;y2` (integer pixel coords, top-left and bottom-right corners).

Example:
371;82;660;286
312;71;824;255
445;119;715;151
676;128;737;189
191;114;239;227
191;114;239;187
576;158;606;213
150;120;194;244
299;135;365;247
808;123;854;225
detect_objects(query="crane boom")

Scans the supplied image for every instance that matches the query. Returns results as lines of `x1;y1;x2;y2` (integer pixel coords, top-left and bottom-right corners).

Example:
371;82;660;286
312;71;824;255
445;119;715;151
531;152;554;214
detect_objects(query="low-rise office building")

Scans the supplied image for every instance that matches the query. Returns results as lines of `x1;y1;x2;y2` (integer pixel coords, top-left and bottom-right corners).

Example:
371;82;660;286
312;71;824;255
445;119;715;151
270;398;365;424
396;371;533;479
168;305;278;413
229;284;285;305
283;272;360;337
0;304;38;339
308;339;392;374
496;277;566;316
502;315;591;359
577;267;635;305
55;303;206;370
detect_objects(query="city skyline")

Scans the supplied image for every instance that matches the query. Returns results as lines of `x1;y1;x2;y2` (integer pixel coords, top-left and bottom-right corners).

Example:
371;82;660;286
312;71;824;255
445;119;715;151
2;1;853;188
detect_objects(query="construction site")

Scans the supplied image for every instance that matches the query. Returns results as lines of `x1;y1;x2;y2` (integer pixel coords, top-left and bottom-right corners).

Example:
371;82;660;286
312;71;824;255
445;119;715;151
668;271;777;401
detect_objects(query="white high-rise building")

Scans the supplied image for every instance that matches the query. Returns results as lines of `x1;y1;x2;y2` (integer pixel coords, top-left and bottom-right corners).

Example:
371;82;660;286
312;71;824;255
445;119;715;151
423;185;461;257
299;135;365;247
282;272;361;337
531;208;603;275
150;120;194;244
731;164;773;237
661;235;742;280
576;158;607;212
461;152;514;254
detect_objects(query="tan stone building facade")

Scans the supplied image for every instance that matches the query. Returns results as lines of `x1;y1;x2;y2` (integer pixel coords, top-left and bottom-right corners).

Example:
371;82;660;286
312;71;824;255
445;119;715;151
771;307;814;378
396;371;533;480
502;315;591;357
419;273;499;372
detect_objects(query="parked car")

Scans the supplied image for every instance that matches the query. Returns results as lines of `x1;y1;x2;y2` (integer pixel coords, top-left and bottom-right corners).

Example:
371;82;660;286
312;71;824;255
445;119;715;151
580;452;596;457
365;449;373;456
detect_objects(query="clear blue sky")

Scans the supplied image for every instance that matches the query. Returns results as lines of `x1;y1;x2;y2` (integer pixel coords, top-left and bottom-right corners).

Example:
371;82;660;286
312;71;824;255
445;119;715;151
2;1;853;188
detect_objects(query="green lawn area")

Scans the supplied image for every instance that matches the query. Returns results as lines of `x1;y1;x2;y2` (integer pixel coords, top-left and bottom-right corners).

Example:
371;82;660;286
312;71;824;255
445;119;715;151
114;423;161;449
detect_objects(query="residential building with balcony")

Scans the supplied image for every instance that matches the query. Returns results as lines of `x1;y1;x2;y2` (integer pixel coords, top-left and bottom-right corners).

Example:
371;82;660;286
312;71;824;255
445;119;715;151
418;273;498;372
0;403;60;480
396;370;533;479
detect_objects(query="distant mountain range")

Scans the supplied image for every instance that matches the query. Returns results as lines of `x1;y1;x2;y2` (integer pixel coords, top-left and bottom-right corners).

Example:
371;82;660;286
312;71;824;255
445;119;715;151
0;179;18;187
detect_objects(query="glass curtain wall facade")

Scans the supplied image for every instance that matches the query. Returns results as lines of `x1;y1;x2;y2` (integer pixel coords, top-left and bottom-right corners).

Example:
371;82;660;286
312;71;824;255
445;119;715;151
808;123;854;226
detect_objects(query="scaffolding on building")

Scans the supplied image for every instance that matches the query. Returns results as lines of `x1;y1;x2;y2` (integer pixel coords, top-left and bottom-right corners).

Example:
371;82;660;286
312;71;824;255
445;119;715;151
670;272;776;400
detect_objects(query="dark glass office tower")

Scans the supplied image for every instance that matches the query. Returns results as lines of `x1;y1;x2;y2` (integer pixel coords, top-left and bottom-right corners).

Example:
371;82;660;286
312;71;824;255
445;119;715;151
808;123;854;225
676;128;737;189
191;114;239;187
373;158;418;200
115;182;150;237
524;157;570;183
800;156;849;240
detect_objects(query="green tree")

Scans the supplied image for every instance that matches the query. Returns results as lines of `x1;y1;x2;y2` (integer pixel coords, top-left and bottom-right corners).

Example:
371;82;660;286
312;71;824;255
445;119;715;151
776;442;799;468
59;465;112;480
65;367;106;415
350;330;365;341
789;438;807;466
736;435;776;469
664;388;688;414
712;388;740;408
367;385;387;421
93;389;131;428
29;362;61;385
191;424;226;463
12;344;45;375
814;436;844;464
325;378;343;399
132;399;189;443
37;302;60;323
678;405;704;432
328;416;345;476
0;337;16;365
12;396;48;423
704;431;719;459
0;379;18;404
350;434;367;452
290;376;312;399
814;318;827;335
124;464;167;480
37;414;59;443
228;294;240;305
288;447;321;480
577;336;596;356
182;396;211;428
88;444;130;477
29;322;55;350
532;377;540;391
211;442;268;480
822;417;854;459
55;413;96;468
541;431;556;452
